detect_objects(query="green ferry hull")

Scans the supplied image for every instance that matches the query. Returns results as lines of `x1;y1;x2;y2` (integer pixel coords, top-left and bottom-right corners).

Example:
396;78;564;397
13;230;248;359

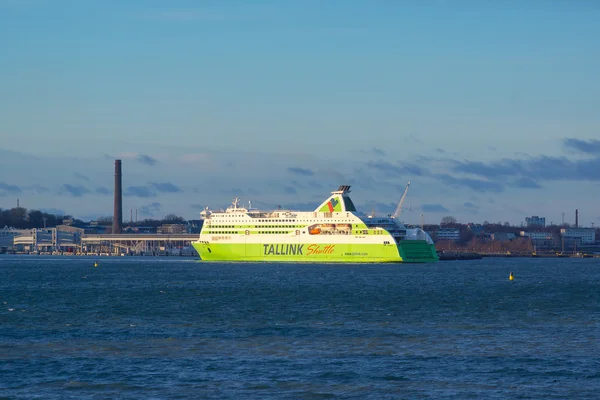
192;240;438;263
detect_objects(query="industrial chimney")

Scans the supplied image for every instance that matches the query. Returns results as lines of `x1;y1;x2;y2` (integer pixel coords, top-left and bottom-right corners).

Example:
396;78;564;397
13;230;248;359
113;159;123;234
575;209;579;228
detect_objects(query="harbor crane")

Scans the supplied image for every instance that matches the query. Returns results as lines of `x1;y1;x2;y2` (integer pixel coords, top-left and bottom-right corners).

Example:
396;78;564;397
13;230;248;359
391;181;411;219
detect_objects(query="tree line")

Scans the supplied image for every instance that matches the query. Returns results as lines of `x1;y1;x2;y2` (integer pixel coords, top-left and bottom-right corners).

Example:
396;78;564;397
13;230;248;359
96;214;187;228
0;207;187;230
0;207;72;230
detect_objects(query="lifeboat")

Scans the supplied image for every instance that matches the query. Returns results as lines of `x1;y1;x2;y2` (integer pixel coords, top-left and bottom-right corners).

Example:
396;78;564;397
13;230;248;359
309;227;321;235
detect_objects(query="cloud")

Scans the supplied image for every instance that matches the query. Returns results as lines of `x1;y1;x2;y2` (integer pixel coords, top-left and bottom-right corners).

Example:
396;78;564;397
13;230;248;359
290;180;306;189
359;200;396;216
40;208;66;216
563;138;600;155
451;153;600;182
252;200;319;211
284;186;297;195
421;204;449;213
150;182;182;193
181;153;211;163
463;202;479;214
511;178;542;189
372;148;386;156
502;204;526;216
361;147;386;156
78;213;106;221
95;187;111;195
109;152;138;161
0;182;22;196
284;201;320;211
73;172;90;181
136;7;271;22
517;156;579;181
139;202;161;217
307;180;323;189
366;160;428;177
26;185;49;194
60;184;91;197
406;134;423;144
124;186;156;198
451;159;519;179
220;188;244;196
137;154;159;166
111;182;178;198
287;167;314;176
435;173;504;192
436;148;445;154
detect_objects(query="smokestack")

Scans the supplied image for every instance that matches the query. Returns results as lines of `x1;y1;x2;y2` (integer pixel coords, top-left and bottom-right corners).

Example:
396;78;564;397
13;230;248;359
113;159;123;234
575;209;579;228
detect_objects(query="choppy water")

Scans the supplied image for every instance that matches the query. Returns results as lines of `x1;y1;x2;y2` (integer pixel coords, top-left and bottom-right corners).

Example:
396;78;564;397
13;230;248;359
0;255;599;399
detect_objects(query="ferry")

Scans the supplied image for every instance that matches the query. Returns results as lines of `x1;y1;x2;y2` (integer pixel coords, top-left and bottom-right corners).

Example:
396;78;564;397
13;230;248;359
192;185;438;263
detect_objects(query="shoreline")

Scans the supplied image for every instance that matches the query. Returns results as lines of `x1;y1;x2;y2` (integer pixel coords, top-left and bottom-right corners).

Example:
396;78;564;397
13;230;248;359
438;251;599;260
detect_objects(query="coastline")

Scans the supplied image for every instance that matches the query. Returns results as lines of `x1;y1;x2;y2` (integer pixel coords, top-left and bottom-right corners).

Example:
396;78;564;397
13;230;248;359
438;250;600;260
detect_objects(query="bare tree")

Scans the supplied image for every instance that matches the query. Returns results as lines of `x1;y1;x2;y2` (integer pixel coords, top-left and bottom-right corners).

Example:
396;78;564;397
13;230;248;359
441;216;457;226
97;216;113;226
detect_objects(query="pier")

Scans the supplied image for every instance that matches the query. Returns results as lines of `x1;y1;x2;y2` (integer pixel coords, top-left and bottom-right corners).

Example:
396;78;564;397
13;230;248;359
81;233;198;256
4;230;199;256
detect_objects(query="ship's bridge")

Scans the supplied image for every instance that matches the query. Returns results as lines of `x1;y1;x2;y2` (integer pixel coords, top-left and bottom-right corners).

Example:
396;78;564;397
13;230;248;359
315;185;357;213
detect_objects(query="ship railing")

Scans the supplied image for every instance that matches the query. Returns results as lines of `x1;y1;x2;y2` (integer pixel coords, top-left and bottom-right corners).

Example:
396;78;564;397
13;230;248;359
248;212;281;218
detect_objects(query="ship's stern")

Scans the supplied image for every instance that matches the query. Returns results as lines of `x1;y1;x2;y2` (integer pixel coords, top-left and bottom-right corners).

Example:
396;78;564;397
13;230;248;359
397;240;439;263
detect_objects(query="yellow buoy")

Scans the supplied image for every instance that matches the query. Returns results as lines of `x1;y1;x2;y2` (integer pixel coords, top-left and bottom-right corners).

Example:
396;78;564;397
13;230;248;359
509;272;514;281
94;262;98;267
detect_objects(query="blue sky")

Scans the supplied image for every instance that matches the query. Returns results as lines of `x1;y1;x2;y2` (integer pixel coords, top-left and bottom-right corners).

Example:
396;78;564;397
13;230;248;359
1;0;599;226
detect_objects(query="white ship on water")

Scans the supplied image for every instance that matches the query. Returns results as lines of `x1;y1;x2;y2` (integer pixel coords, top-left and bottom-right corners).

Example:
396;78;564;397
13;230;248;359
192;184;438;263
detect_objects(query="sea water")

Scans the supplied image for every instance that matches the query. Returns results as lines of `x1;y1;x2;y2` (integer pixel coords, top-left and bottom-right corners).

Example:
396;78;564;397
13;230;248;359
0;256;599;399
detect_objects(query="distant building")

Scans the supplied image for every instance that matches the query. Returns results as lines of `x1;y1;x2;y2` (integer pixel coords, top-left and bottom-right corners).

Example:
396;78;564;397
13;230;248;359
0;227;30;250
520;231;556;248
520;231;554;241
75;223;110;234
467;223;485;236
187;220;204;234
122;225;156;234
11;228;80;252
525;216;546;228
56;225;84;235
560;228;595;244
436;228;460;241
157;224;188;234
490;232;516;241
